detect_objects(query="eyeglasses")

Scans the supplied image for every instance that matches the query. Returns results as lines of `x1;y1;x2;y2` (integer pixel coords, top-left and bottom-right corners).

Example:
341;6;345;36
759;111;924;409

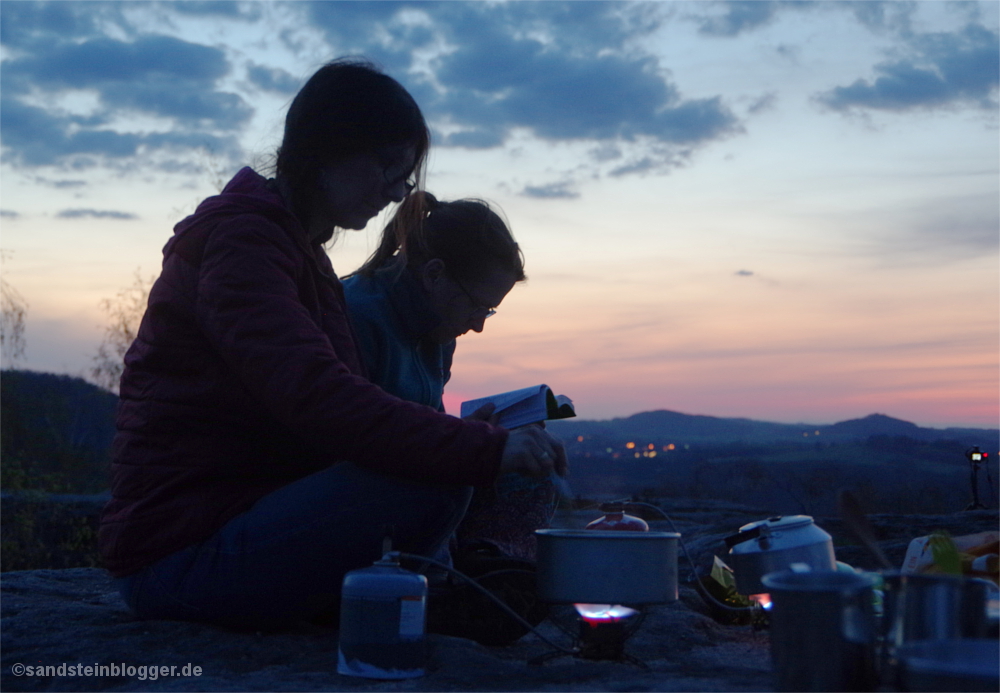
452;277;497;318
383;169;416;195
380;158;416;195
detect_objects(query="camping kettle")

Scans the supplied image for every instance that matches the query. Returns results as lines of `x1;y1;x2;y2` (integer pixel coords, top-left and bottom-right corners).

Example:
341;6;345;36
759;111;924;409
724;515;837;595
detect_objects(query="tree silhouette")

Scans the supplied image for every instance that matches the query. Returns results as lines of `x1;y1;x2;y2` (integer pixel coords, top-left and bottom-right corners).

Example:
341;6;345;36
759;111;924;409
90;269;156;393
1;250;28;367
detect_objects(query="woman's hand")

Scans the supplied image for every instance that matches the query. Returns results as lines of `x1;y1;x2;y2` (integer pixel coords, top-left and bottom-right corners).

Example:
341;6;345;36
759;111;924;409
499;425;568;479
462;402;500;425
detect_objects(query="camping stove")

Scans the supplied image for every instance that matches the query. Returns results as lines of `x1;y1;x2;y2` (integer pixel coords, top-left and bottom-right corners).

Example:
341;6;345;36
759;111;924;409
530;604;649;669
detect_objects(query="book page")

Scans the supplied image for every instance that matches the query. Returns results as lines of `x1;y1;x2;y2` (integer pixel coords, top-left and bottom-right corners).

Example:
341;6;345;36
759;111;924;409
459;385;546;419
461;384;574;428
546;392;576;420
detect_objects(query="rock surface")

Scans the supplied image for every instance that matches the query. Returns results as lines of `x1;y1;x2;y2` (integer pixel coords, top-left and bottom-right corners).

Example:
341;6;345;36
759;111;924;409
3;502;996;692
1;567;772;693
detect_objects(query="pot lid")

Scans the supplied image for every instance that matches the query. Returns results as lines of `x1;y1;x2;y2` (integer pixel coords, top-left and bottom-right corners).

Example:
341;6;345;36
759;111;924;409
740;515;814;533
724;515;815;549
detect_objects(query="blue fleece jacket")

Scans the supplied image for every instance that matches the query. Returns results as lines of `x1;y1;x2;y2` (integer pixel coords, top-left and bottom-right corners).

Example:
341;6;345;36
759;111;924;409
343;259;456;412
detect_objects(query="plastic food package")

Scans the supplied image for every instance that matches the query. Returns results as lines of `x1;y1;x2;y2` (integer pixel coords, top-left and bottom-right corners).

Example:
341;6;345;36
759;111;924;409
901;530;999;584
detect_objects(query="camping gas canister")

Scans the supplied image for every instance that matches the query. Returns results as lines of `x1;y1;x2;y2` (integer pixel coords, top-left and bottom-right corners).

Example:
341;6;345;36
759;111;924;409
337;554;427;679
584;501;650;532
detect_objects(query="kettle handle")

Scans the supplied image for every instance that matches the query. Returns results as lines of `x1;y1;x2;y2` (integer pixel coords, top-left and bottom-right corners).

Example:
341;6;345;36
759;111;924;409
724;525;762;548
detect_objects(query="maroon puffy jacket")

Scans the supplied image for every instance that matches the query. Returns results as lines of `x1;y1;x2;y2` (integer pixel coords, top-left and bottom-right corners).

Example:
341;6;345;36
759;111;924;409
99;168;506;577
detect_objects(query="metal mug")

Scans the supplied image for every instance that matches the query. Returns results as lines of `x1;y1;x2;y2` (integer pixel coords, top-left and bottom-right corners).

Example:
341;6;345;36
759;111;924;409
881;572;997;645
879;572;999;689
762;569;879;692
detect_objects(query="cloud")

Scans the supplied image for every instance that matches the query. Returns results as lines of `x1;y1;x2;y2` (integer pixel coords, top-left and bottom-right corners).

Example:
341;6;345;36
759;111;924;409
847;1;916;34
34;177;86;189
246;63;302;95
521;182;579;199
609;157;659;177
3;34;252;126
775;44;801;62
747;92;778;115
735;269;754;277
0;210;20;219
0;4;251;169
816;23;999;112
904;194;1000;260
0;1;112;50
1;1;744;186
8;34;230;88
55;209;138;220
171;2;262;20
693;1;782;37
690;1;918;38
0;95;242;168
306;2;741;168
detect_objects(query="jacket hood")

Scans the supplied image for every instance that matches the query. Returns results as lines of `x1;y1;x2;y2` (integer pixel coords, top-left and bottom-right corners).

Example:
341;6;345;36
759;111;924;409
171;167;301;241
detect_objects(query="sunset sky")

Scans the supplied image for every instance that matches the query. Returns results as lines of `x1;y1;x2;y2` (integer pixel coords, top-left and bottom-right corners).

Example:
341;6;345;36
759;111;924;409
1;1;997;429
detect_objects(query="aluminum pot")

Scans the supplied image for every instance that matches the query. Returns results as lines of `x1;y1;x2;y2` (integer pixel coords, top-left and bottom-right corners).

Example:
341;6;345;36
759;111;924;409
535;529;680;604
725;515;836;595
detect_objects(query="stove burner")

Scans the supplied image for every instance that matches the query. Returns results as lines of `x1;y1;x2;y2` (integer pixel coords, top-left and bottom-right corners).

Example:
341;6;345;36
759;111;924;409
529;604;649;669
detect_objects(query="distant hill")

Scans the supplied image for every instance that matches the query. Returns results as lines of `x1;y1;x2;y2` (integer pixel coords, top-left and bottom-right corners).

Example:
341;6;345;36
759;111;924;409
0;370;117;493
548;409;998;451
547;410;998;516
2;369;996;511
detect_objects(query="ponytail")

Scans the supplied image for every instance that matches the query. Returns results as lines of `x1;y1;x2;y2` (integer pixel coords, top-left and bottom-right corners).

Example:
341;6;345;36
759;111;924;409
351;193;524;284
351;191;433;277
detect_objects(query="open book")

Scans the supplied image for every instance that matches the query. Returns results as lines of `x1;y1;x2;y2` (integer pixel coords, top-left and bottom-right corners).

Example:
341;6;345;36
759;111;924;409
460;384;576;429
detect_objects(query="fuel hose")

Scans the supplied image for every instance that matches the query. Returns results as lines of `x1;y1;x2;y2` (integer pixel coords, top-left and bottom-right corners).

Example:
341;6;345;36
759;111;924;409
393;552;578;654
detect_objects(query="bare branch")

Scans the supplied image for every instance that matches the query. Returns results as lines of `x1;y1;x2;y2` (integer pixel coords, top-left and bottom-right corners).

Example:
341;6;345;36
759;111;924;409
90;268;156;393
1;249;28;366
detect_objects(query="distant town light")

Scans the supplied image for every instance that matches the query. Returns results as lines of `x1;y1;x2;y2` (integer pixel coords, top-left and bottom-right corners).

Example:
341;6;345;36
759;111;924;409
625;442;635;449
577;435;584;442
647;443;655;450
666;443;675;451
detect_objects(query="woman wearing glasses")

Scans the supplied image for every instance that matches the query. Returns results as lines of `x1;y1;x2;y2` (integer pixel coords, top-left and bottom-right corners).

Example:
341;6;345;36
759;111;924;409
345;193;520;391
343;192;558;644
99;58;566;630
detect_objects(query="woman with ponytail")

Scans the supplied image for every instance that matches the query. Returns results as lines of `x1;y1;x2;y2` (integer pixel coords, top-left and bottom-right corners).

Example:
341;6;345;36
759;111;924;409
345;192;525;409
342;192;560;643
